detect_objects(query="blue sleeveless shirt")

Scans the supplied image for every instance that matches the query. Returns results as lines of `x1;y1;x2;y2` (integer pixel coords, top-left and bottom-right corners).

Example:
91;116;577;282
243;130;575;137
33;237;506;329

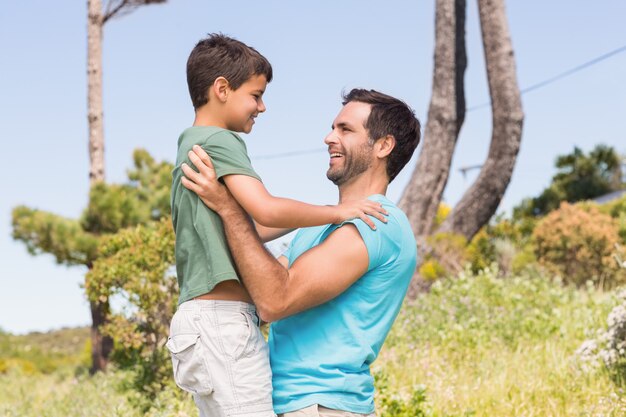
268;194;417;414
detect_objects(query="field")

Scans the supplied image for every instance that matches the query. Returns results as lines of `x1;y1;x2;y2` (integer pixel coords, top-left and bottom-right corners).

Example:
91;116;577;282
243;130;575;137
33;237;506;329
1;268;624;417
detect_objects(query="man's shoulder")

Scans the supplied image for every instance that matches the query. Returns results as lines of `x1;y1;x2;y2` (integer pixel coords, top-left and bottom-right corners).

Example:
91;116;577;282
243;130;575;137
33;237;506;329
352;196;417;264
357;195;411;236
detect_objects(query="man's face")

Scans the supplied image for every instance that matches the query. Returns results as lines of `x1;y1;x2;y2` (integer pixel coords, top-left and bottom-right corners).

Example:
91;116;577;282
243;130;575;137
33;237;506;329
223;74;267;134
324;101;375;186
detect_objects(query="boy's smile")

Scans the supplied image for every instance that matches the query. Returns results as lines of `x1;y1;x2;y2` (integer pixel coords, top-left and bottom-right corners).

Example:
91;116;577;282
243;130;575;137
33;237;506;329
224;74;268;133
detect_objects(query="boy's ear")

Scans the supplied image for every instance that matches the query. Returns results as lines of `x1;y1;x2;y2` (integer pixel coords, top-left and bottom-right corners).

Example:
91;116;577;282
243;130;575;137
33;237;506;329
212;76;230;103
376;134;396;159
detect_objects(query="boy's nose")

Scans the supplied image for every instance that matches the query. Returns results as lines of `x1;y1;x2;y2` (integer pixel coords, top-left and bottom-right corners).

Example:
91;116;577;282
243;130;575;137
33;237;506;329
258;99;266;113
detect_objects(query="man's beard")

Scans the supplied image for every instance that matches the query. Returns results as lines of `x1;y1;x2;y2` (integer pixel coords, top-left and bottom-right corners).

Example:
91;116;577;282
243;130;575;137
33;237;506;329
326;143;373;186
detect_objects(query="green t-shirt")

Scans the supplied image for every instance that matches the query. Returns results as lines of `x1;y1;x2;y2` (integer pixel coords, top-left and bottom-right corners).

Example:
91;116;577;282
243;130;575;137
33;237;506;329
171;126;261;304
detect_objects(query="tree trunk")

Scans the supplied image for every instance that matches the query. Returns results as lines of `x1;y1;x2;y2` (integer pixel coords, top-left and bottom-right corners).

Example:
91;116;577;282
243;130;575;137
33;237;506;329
439;0;523;240
399;0;467;240
89;298;113;375
87;0;109;372
87;0;105;185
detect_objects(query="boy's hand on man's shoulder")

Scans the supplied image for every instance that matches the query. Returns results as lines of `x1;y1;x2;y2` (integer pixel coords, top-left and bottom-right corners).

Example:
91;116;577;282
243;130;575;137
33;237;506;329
334;199;389;231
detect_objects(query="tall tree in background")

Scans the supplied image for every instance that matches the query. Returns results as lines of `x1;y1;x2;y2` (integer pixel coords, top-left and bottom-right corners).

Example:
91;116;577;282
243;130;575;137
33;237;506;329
400;0;523;273
11;1;166;374
86;0;166;374
439;0;523;240
399;0;467;243
87;0;166;184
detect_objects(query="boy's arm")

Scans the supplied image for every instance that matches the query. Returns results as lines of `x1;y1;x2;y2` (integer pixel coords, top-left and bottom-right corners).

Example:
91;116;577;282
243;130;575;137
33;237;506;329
254;223;293;243
182;145;387;230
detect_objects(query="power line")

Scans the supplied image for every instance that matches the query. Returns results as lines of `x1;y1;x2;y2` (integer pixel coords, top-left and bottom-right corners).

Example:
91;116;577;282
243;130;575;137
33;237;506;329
253;147;327;160
253;43;626;160
467;43;626;111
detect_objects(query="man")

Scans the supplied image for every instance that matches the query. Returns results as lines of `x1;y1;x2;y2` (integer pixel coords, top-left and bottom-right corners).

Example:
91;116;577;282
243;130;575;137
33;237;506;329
181;88;421;417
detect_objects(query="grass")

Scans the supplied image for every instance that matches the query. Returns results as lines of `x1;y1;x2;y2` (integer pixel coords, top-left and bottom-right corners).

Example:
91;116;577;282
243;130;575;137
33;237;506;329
0;369;138;417
374;268;626;416
0;327;90;375
2;268;625;416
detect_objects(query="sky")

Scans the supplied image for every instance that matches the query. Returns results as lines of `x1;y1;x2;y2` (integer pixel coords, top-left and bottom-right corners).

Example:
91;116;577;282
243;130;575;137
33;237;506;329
1;1;625;334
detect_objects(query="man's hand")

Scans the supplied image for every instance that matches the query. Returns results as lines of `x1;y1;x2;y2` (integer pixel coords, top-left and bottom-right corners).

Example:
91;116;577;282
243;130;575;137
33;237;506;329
181;145;234;213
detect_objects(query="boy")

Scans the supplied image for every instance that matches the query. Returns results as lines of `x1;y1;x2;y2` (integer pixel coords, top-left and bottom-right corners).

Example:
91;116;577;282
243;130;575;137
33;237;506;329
166;34;387;417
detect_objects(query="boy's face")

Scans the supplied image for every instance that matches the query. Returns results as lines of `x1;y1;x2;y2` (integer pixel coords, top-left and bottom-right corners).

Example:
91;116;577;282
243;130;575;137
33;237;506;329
224;74;268;133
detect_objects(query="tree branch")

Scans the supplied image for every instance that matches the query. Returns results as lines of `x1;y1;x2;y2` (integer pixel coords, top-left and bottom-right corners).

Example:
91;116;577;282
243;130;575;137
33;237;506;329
12;206;99;266
103;0;167;24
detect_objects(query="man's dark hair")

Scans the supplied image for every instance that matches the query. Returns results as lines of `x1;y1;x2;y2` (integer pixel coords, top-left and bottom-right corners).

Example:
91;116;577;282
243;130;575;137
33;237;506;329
342;89;421;182
187;33;273;109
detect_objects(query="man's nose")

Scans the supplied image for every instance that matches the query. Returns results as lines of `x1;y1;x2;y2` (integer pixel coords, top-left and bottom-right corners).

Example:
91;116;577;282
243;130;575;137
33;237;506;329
324;131;337;145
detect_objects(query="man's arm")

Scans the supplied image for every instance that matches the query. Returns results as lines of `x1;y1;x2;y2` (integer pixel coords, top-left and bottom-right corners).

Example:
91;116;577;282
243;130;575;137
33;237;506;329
181;151;369;322
216;197;368;322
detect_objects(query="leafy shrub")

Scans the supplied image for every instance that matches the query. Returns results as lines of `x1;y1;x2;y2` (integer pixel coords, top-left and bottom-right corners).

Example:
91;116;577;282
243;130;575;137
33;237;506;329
599;194;626;242
601;193;626;219
510;244;537;275
466;229;496;273
418;259;447;281
85;217;176;400
512;144;623;218
467;217;534;276
426;232;469;274
416;233;468;284
533;202;625;288
577;288;626;385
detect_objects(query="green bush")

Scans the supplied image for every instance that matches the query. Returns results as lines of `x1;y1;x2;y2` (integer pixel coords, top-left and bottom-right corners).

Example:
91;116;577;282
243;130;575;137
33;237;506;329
85;217;177;401
599;194;626;242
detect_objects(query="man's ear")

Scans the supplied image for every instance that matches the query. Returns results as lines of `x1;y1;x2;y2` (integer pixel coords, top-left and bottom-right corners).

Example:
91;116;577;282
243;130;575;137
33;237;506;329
211;76;230;103
376;134;396;159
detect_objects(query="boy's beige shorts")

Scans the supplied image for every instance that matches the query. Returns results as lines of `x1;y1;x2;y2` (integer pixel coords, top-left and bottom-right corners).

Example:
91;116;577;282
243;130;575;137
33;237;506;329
279;404;376;417
167;299;275;417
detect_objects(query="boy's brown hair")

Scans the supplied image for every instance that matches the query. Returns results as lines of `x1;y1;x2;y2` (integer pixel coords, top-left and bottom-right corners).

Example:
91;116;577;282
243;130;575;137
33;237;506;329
187;33;273;109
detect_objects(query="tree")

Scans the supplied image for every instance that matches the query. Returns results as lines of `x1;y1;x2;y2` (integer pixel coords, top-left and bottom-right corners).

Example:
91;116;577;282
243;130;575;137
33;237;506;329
87;0;166;184
400;0;523;285
12;150;172;373
85;217;177;399
514;145;624;219
398;0;467;242
86;0;166;372
438;0;523;239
